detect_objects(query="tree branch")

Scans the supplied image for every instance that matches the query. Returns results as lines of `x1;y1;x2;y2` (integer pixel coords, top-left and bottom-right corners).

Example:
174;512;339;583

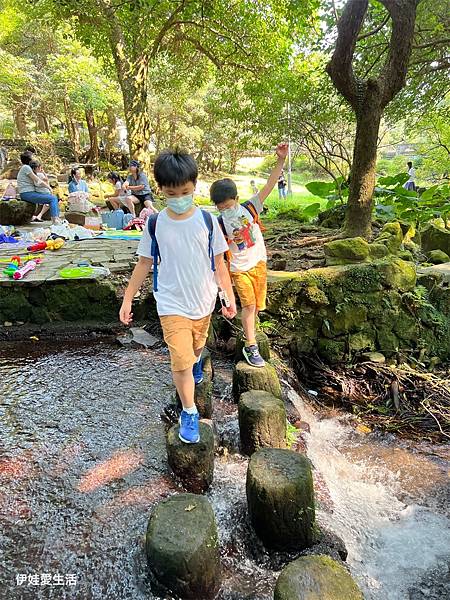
358;14;390;41
326;0;369;110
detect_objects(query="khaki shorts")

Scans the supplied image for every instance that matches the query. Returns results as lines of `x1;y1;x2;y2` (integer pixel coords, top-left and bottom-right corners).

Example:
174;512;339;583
160;314;211;372
232;260;267;311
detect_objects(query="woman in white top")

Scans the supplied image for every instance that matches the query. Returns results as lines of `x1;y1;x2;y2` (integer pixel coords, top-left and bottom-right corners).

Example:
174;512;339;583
403;161;416;191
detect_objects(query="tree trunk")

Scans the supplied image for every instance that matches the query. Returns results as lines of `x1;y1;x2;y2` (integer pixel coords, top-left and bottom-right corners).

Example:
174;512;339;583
104;106;117;162
12;98;27;138
64;97;80;161
326;0;419;239
118;56;151;172
345;89;382;238
36;112;50;134
85;108;99;163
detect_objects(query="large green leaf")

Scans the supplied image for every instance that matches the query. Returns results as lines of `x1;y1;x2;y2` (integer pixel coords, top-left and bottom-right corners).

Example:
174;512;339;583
305;181;336;198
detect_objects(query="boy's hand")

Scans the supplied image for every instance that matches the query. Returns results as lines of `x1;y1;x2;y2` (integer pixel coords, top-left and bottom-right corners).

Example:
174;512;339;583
222;301;237;319
276;142;289;161
119;299;133;325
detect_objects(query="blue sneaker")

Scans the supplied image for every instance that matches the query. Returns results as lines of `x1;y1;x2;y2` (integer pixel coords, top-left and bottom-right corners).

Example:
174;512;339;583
179;410;200;444
192;358;204;384
243;345;265;368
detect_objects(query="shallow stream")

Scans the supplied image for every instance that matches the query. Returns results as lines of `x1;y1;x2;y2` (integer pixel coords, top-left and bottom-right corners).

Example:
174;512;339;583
0;340;448;599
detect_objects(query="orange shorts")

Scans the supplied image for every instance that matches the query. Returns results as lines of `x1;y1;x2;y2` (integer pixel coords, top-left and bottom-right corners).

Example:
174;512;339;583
160;314;211;372
232;260;267;311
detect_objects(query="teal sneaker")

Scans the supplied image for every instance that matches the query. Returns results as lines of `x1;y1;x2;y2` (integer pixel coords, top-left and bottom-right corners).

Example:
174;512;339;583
192;358;204;384
179;410;200;444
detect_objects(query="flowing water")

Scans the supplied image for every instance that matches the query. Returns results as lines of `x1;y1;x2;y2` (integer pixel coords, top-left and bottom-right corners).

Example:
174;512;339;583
0;339;449;599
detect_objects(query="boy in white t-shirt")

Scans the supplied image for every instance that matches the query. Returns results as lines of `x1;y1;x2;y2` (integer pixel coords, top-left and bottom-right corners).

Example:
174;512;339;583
120;151;236;444
210;143;288;368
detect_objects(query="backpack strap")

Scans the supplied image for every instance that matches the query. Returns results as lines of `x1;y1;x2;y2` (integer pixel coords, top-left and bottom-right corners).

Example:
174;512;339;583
148;213;160;291
200;209;215;272
242;199;266;232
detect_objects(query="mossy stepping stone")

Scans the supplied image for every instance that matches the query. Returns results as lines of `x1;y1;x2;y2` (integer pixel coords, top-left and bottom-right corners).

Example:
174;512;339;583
246;448;315;551
274;555;363;600
176;371;213;418
235;331;271;363
238;390;286;455
232;361;281;402
146;493;220;599
167;422;214;493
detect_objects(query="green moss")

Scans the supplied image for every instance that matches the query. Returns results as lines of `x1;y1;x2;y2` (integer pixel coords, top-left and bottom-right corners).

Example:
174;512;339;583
374;221;404;253
317;338;346;363
427;249;449;264
349;329;376;353
380;258;416;292
324;237;370;265
0;288;32;322
325;304;368;336
376;326;399;355
369;242;389;259
304;285;329;306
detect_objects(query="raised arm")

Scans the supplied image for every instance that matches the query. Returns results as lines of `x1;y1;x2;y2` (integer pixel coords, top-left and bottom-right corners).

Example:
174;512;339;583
258;143;289;203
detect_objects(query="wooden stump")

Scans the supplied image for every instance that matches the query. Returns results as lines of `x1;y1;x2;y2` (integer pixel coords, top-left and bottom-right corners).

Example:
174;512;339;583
167;423;214;493
238;390;286;455
246;448;315;551
274;555;363;600
146;493;221;599
235;331;271;363
232;361;281;402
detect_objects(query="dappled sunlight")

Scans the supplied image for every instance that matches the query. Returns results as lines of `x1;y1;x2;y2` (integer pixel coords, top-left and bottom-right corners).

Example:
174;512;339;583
77;449;144;493
0;451;36;481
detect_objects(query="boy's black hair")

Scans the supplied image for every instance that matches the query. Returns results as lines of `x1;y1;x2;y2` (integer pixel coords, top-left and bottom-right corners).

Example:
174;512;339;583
154;150;198;187
407;161;413;168
210;178;238;205
108;171;122;184
20;151;33;165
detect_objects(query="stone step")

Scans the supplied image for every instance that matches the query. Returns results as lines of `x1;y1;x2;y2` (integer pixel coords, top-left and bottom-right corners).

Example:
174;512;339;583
146;493;220;599
232;360;281;402
238;390;286;455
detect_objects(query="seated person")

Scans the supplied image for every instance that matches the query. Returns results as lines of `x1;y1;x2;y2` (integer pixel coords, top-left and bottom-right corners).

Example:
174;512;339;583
30;160;52;222
16;151;60;224
68;167;90;194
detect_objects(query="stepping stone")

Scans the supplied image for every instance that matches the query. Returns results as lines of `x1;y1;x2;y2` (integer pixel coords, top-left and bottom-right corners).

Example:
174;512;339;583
232;360;281;402
146;493;220;599
274;555;363;600
117;327;158;349
167;422;214;493
235;331;271;363
246;448;315;551
238;390;286;455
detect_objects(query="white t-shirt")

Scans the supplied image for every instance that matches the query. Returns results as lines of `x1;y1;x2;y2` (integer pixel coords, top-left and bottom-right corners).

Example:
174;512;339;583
115;181;130;198
137;207;228;319
221;194;267;273
407;168;416;183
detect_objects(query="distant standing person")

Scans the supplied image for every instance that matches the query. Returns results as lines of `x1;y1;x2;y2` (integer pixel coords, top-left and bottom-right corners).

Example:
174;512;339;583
123;160;154;216
277;170;287;199
250;180;259;195
16;151;60;224
403;161;416;191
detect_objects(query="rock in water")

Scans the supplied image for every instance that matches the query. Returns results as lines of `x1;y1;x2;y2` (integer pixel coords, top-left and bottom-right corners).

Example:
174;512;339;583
146;493;220;599
235;331;271;363
274;555;363;600
232;361;281;402
246;448;315;551
167;423;214;493
238;390;286;455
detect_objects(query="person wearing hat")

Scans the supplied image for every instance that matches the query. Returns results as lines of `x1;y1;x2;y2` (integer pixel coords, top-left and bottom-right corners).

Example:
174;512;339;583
122;159;155;216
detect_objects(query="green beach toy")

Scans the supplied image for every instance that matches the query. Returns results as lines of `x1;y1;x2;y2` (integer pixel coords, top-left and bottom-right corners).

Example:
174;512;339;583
59;267;95;278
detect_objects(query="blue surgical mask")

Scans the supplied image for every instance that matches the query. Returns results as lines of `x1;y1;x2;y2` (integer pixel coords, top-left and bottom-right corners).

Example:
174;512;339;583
222;205;241;221
166;194;193;214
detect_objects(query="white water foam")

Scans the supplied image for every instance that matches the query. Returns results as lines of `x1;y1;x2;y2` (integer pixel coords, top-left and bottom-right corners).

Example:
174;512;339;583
288;388;450;599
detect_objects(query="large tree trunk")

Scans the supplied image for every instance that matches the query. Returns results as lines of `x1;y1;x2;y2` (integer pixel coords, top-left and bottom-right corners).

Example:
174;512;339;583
345;86;382;237
327;0;419;239
85;108;99;163
64;97;80;161
36;111;50;134
12;97;27;138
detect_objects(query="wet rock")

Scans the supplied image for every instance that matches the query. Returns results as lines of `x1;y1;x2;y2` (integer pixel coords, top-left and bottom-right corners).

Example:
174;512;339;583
274;555;363;600
166;422;214;493
421;223;450;255
117;327;158;349
360;351;386;363
238;390;286;455
232;361;281;402
246;448;315;551
146;493;220;599
235;331;271;363
0;199;35;225
202;348;214;381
